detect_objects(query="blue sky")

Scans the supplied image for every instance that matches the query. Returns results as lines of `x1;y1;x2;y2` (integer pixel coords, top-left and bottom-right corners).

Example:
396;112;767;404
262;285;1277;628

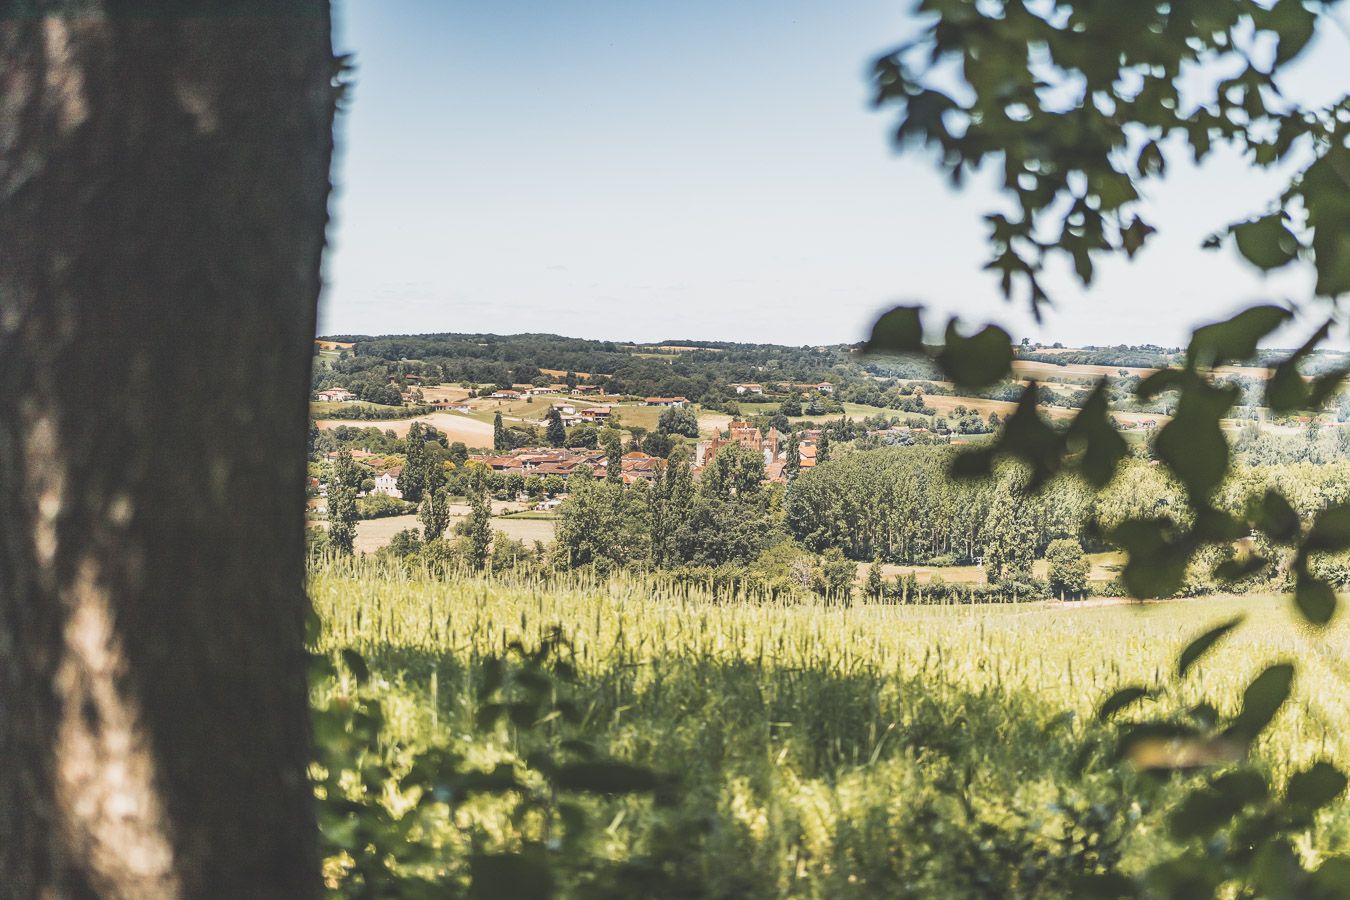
322;1;1348;347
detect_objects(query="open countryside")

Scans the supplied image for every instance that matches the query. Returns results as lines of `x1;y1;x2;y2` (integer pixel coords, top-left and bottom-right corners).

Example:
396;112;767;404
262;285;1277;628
301;323;1350;894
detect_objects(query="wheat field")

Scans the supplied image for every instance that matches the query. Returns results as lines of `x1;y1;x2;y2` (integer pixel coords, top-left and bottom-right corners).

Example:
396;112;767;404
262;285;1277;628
310;563;1350;895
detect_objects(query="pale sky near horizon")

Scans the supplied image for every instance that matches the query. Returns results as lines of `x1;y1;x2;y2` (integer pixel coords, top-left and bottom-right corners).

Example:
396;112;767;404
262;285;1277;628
320;1;1349;349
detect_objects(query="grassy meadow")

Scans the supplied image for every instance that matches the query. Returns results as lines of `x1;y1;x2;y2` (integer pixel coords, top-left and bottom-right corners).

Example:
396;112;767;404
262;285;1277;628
310;564;1350;895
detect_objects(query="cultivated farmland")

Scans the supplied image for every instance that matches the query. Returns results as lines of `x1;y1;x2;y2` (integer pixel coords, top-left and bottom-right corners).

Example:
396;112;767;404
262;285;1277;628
311;564;1350;895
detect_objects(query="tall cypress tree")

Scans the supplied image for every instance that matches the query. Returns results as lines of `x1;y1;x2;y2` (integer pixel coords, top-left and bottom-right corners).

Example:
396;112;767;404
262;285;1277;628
493;411;507;451
816;430;831;464
418;487;449;542
328;450;359;556
983;476;1035;585
864;556;885;600
603;428;623;483
463;476;493;570
397;421;428;502
785;433;801;478
546;407;567;447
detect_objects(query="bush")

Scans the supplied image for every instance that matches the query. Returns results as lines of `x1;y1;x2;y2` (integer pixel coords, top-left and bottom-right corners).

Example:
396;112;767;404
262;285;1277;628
356;493;416;519
385;528;423;558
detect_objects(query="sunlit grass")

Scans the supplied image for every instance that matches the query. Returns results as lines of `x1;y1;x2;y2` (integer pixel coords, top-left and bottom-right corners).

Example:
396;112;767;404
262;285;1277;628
310;561;1350;894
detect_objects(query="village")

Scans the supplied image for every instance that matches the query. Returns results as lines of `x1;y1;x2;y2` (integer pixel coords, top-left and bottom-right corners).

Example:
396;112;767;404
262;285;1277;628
307;333;1350;559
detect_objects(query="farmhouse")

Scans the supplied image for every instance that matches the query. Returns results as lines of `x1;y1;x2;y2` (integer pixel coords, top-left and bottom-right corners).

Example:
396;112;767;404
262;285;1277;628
491;389;523;400
730;383;763;395
797;442;818;468
316;388;356;402
372;467;403;499
644;396;689;407
579;406;611;422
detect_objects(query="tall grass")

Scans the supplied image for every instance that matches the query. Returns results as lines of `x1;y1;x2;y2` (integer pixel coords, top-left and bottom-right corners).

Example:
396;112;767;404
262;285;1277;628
310;560;1350;896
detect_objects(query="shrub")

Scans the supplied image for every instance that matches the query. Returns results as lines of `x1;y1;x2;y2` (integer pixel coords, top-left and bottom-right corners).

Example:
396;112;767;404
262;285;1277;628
356;493;416;519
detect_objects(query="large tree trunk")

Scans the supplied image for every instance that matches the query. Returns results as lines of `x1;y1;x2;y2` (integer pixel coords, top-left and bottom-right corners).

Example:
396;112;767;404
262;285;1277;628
0;5;334;897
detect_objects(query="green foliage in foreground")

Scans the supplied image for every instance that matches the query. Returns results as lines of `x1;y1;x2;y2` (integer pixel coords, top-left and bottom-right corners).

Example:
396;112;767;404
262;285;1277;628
309;564;1350;897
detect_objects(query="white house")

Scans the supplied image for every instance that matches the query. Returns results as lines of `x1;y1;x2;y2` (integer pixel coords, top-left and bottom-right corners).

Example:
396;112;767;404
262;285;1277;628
644;396;689;408
316;388;356;402
372;467;403;499
730;383;763;395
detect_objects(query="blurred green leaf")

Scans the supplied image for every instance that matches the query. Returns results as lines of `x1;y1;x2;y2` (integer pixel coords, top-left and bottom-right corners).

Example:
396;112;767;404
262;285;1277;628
1187;305;1292;369
1113;518;1193;599
1301;149;1350;296
936;320;1013;388
1305;504;1350;553
1098;685;1152;722
1255;489;1302;542
553;761;660;794
1294;572;1337;626
1152;381;1236;499
1308;365;1350;409
1265;320;1330;412
1233;215;1300;271
1214;555;1269;583
1137;368;1185;401
1265;0;1318;64
1308;858;1350;900
1177;617;1243;678
1286;761;1347;812
1168;769;1267;840
340;648;369;685
1250;837;1303;898
863;305;925;355
1226;663;1294;742
470;852;553;900
1066;380;1127;488
956;381;1062;487
1145;854;1224;897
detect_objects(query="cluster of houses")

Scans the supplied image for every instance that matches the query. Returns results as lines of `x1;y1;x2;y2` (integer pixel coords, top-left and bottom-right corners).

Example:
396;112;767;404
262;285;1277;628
548;403;611;427
472;447;664;486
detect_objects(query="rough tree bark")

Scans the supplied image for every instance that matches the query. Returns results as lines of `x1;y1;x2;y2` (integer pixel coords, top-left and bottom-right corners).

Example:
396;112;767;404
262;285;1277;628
0;4;334;897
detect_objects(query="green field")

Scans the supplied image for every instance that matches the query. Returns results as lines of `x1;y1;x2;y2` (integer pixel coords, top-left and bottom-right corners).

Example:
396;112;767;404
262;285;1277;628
311;566;1350;895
